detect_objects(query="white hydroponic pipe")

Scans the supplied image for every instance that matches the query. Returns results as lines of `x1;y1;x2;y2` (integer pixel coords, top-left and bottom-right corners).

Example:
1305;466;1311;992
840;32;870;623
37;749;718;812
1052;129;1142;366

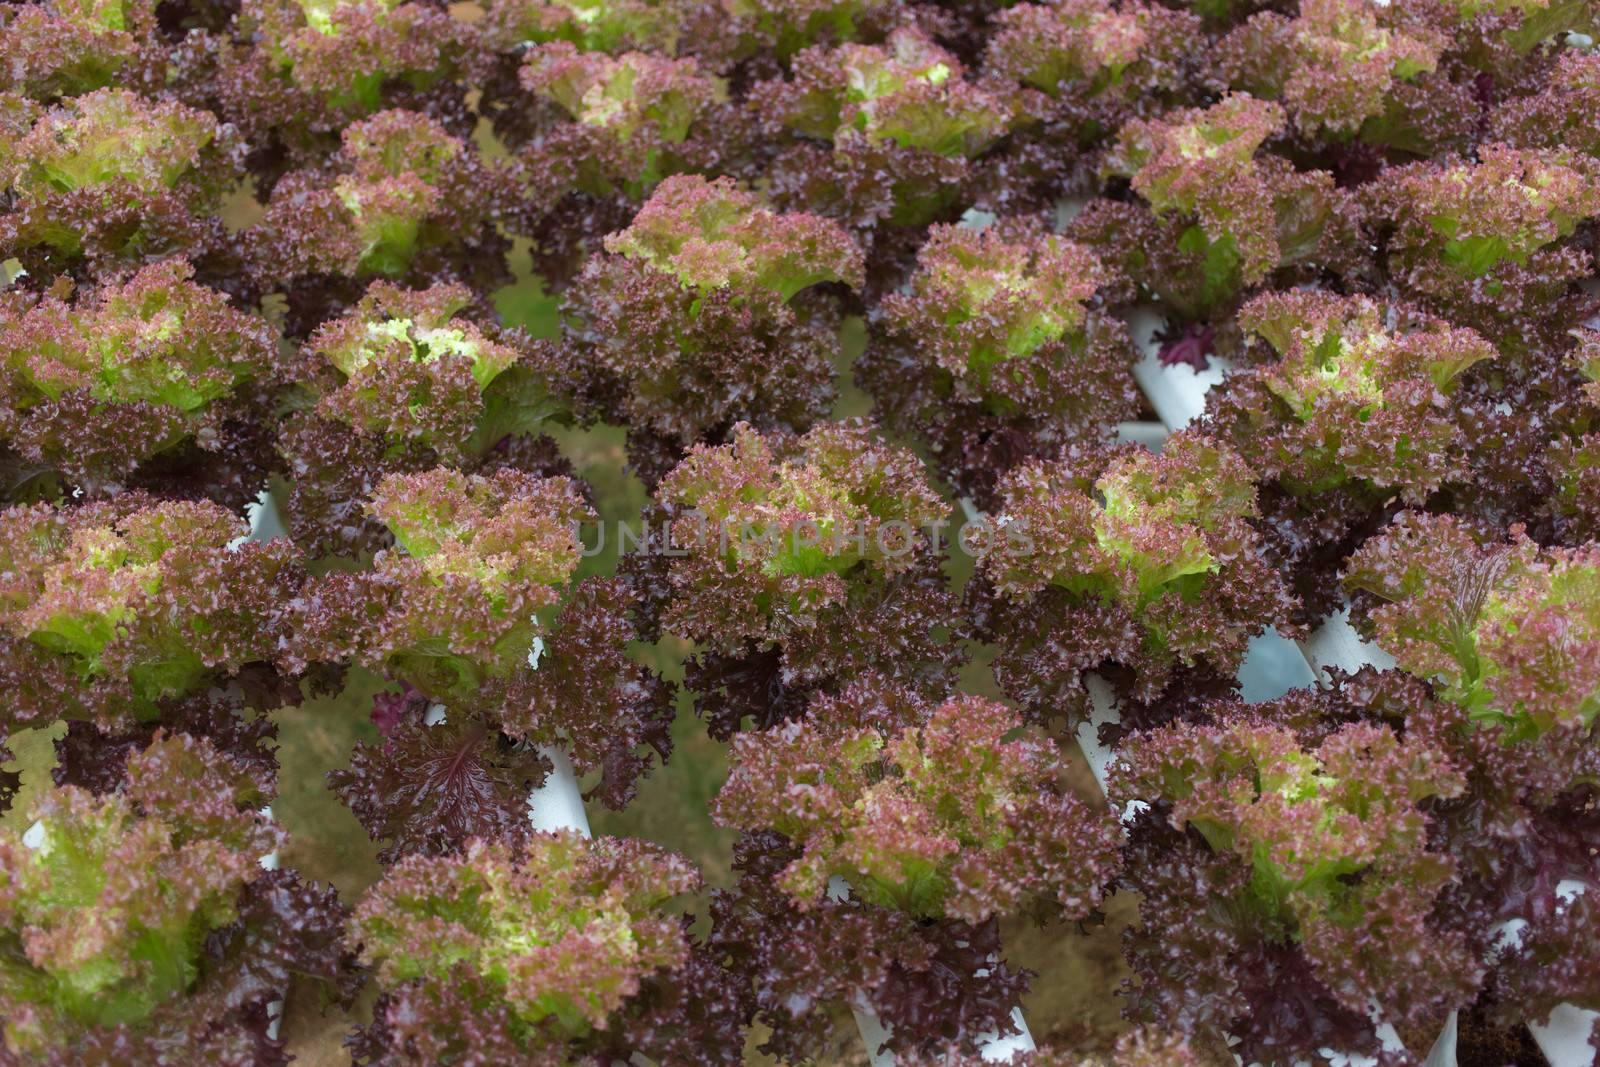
259;805;287;1041
245;487;289;543
1124;306;1230;431
527;745;591;836
1078;675;1122;799
1295;607;1396;681
1529;998;1600;1067
244;491;291;1042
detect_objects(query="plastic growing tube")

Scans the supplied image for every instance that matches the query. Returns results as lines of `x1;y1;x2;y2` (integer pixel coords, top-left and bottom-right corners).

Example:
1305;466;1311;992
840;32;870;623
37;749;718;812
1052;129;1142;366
259;805;287;1041
852;1000;1036;1065
855;1008;1036;1065
245;492;291;1043
1078;674;1122;797
1529;1000;1600;1067
245;488;288;542
1124;306;1229;430
1114;420;1170;450
1296;607;1397;682
527;746;592;836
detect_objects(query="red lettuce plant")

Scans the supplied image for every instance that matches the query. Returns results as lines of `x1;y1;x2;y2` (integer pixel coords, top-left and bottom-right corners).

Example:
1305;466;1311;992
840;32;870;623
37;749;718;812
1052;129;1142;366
1428;0;1599;56
1489;884;1600;1043
649;420;964;737
1346;511;1600;744
347;831;742;1064
1204;289;1498;619
1112;690;1476;1062
705;676;1119;1060
275;279;578;556
1491;50;1600;158
559;175;863;482
1227;666;1600;1059
478;0;705;56
983;0;1198;135
0;259;285;505
1223;289;1495;501
716;0;909;64
975;0;1200;209
715;683;1121;923
293;467;671;853
1336;489;1600;1039
246;109;511;328
503;44;749;281
1365;144;1600;345
0;0;165;99
216;0;480;169
0;732;356;1065
711;834;1035;1062
976;431;1299;723
754;26;1024;159
471;0;732;182
0;89;238;277
518;46;726;200
1079;92;1358;325
0;496;304;742
752;26;1039;259
858;217;1139;506
1104;91;1293;273
1411;675;1600;1044
1217;0;1450;146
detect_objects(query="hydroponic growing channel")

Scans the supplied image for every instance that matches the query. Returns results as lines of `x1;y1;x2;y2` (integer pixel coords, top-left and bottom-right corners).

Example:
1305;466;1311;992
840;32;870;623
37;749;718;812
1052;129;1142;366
0;0;1598;1063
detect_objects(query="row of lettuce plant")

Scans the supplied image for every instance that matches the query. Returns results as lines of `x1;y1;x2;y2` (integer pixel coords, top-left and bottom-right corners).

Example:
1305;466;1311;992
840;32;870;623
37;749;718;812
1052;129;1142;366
2;0;1600;1062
